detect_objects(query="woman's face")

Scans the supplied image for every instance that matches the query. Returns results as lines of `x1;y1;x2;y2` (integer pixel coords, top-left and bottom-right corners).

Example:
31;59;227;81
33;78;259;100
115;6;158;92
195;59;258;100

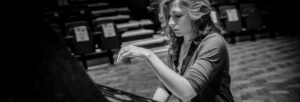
168;0;194;37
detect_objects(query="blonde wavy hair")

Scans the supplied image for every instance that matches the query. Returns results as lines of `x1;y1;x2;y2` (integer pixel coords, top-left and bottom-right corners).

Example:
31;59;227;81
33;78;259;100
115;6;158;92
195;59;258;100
159;0;223;67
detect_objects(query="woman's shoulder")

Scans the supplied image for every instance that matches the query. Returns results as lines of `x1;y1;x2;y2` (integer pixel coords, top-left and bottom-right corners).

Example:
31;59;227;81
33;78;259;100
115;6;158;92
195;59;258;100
194;33;228;59
201;33;227;48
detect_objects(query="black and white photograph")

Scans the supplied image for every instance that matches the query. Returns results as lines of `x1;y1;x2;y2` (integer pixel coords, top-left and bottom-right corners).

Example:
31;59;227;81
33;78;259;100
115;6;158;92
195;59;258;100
4;0;300;102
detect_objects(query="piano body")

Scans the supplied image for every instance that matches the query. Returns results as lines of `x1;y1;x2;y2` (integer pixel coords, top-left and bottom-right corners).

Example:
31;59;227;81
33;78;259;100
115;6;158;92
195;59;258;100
5;15;157;102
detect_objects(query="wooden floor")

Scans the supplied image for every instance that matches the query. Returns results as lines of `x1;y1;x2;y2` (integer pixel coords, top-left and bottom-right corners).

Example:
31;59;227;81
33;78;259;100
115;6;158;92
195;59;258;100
87;35;300;102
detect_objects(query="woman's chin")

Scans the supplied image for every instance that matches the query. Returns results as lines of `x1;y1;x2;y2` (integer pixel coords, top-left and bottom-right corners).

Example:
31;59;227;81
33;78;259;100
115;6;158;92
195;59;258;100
175;35;183;37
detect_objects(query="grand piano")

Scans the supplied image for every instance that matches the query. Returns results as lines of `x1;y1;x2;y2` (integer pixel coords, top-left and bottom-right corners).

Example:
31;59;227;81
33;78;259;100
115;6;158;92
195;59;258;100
4;14;157;102
96;84;157;102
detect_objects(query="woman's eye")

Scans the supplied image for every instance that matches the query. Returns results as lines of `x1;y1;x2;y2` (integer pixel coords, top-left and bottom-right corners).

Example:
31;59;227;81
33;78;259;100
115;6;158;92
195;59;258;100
174;14;182;18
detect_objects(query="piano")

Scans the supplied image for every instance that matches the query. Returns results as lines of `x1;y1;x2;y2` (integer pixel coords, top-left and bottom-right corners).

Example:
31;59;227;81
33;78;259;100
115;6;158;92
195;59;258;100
96;84;157;102
5;17;157;102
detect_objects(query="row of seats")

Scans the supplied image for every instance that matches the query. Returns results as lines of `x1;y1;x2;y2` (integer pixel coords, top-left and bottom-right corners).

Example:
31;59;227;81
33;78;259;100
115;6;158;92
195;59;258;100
44;4;131;31
48;1;279;68
210;3;276;44
45;2;166;69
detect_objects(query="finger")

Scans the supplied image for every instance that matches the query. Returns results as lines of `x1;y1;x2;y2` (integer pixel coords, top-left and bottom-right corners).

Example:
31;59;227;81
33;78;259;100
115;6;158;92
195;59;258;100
118;52;127;63
117;48;127;63
117;48;123;63
117;50;121;63
117;47;129;62
118;51;132;63
119;50;129;63
117;48;131;62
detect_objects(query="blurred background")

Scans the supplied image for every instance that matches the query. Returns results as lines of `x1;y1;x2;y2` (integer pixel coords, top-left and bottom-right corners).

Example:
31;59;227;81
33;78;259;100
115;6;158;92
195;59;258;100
4;0;300;102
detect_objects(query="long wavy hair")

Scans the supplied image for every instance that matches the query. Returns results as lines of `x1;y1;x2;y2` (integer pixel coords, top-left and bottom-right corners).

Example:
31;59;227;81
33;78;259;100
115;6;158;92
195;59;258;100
159;0;224;67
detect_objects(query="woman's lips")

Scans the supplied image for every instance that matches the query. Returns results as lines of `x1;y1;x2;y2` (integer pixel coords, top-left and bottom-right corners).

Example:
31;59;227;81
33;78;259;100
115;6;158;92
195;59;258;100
173;29;179;31
172;29;181;34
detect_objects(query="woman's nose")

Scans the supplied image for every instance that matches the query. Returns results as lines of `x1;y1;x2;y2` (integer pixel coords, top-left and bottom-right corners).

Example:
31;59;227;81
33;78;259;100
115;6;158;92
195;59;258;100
168;17;176;28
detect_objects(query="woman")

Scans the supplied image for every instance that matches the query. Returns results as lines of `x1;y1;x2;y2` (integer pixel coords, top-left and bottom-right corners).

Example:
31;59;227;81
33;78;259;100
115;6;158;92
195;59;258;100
117;0;234;101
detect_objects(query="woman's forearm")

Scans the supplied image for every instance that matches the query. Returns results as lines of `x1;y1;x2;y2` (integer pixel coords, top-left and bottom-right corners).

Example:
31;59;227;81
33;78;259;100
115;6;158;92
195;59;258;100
144;51;196;101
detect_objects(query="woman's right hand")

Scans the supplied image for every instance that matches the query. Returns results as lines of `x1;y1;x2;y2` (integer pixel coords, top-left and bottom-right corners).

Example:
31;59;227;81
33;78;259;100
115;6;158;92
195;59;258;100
117;45;152;63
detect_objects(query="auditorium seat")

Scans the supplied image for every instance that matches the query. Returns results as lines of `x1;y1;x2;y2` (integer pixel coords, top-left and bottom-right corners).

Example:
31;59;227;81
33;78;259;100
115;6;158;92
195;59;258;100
87;2;109;11
91;7;131;18
257;4;277;39
139;19;154;29
43;8;66;30
117;21;140;32
114;17;166;57
240;3;263;40
93;20;121;50
117;19;154;32
91;19;123;66
66;5;91;23
210;7;226;35
122;35;166;46
44;10;62;23
65;21;95;55
94;15;131;24
210;7;220;25
44;9;64;35
240;4;262;29
116;7;131;15
219;5;243;44
92;9;118;17
121;29;155;42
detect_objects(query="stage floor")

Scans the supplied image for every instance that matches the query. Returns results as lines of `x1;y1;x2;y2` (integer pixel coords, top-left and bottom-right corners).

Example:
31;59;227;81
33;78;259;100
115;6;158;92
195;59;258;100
88;35;300;102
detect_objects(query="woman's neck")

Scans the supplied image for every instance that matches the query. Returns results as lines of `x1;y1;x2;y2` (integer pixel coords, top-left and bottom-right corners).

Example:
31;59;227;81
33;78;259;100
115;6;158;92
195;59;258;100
182;33;194;45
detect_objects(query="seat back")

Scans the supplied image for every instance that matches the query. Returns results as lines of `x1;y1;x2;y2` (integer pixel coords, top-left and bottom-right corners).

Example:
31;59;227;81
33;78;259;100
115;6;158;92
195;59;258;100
94;19;121;50
210;7;221;25
240;3;263;30
65;21;95;54
219;5;243;33
66;6;91;22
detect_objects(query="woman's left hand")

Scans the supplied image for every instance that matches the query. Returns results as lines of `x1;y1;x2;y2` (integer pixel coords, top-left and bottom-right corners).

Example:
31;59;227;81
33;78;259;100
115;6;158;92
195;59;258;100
117;45;151;63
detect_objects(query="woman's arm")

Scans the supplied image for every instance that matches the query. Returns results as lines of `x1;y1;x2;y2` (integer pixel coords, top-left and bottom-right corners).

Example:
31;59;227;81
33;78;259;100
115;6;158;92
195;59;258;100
144;51;197;101
117;45;197;101
152;87;170;102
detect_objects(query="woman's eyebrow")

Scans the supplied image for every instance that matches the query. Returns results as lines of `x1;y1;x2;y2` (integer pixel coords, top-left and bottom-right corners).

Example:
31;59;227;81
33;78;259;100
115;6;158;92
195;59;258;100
170;9;182;14
170;10;183;16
